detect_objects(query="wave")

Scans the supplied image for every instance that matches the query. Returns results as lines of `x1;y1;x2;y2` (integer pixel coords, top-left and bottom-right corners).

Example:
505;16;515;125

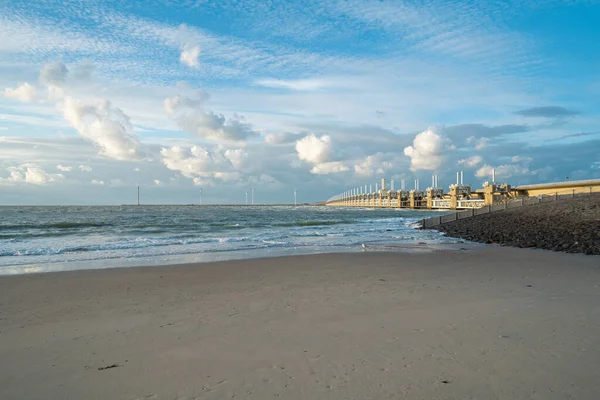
0;221;110;230
273;220;356;227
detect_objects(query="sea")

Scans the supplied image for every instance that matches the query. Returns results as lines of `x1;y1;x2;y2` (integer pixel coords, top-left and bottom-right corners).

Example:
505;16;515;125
0;205;455;275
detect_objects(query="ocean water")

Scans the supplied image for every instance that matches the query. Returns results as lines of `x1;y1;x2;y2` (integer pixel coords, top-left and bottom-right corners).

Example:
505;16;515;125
0;205;454;274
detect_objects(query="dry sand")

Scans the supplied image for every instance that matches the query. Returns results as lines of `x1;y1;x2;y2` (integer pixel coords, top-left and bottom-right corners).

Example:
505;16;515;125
1;246;600;399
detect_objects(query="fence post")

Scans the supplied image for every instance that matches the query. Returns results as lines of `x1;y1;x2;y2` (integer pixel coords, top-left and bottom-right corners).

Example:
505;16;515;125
572;189;575;198
471;208;475;217
488;205;491;213
555;192;558;200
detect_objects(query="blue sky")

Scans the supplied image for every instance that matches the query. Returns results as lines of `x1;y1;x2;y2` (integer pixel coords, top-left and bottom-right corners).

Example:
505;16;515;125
1;0;599;204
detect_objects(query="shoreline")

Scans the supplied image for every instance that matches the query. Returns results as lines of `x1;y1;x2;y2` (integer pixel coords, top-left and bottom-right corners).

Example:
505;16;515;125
0;240;465;276
2;246;600;399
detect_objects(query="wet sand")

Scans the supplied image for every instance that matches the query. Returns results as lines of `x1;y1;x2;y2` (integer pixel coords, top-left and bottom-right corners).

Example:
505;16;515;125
1;246;600;399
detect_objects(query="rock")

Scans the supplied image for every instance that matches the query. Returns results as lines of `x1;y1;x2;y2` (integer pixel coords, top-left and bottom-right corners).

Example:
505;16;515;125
427;194;600;256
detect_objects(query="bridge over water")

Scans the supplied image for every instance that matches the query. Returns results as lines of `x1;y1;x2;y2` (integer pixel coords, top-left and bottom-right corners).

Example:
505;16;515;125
326;175;600;210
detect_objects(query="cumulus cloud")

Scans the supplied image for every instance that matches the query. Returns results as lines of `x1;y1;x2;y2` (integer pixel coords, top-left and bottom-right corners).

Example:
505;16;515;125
224;149;248;169
403;127;454;171
458;155;483;168
56;164;72;172
165;95;258;142
161;146;214;178
160;145;248;184
0;164;64;185
353;154;392;177
78;164;92;172
295;134;331;164
3;83;38;102
61;97;141;160
310;161;349;175
91;179;104;185
180;45;200;68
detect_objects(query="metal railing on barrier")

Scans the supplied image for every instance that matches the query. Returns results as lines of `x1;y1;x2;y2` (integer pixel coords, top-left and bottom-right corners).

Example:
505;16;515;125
421;191;598;228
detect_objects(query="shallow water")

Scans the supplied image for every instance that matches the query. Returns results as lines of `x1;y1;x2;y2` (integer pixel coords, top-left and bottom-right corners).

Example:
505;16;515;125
0;205;453;274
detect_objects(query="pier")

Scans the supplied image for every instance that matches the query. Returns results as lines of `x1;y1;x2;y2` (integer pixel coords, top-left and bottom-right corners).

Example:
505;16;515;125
326;175;600;211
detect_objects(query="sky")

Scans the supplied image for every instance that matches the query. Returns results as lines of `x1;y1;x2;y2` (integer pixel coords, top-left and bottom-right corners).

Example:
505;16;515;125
1;0;599;205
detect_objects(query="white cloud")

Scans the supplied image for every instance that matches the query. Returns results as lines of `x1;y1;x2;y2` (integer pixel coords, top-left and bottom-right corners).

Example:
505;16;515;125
1;164;64;185
254;78;327;91
213;171;242;182
354;154;392;177
160;145;258;185
467;136;490;150
161;145;215;178
40;61;68;87
265;132;297;145
295;134;331;164
3;83;38;102
164;95;259;142
37;61;96;101
458;155;483;168
78;164;92;172
61;97;141;160
180;44;200;68
403;127;454;171
91;179;104;185
512;155;533;163
310;161;349;175
56;164;72;172
224;149;248;169
475;164;530;179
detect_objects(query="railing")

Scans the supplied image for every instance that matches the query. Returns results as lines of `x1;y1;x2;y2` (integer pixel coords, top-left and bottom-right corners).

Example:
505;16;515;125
422;192;598;229
432;199;451;209
457;199;485;209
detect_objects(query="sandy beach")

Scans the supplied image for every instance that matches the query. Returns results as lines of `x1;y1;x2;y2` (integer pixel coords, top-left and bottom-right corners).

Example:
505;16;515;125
1;245;600;399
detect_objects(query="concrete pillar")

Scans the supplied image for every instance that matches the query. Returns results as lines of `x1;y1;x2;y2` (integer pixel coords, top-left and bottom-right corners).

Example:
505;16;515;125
409;191;416;209
387;191;392;208
483;183;495;206
450;186;458;210
426;188;433;209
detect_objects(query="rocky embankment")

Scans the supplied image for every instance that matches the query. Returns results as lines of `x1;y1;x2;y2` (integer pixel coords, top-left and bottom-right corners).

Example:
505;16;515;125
430;194;600;255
